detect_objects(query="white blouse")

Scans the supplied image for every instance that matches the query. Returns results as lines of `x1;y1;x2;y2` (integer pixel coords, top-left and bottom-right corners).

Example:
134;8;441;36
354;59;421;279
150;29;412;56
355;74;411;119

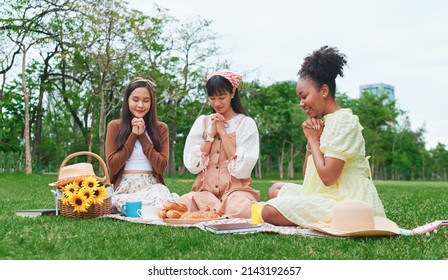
183;114;260;179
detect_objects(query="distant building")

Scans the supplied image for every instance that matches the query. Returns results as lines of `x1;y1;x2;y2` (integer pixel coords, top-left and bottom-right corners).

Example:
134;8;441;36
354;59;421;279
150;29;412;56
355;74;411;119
360;83;396;129
360;83;395;101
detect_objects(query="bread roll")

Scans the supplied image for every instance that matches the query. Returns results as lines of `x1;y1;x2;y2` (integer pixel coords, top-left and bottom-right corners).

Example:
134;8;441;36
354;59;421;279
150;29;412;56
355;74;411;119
179;210;222;219
166;210;183;219
162;202;188;212
202;211;221;218
158;210;167;218
181;211;203;219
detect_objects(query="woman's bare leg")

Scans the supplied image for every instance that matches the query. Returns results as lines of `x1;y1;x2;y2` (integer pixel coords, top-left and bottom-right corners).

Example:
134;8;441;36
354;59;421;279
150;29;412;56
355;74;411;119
261;205;296;226
268;182;285;199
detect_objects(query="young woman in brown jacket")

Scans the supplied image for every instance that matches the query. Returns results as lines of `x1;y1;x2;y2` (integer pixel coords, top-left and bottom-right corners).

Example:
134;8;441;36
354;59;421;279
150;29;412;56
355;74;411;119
105;78;179;214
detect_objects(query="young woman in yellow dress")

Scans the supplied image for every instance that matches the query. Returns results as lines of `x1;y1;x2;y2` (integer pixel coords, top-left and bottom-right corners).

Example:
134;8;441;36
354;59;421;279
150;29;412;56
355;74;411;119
262;46;386;227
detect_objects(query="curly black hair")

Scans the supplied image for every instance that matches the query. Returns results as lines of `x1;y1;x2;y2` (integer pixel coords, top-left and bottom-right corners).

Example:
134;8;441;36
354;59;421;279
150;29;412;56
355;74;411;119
298;46;347;98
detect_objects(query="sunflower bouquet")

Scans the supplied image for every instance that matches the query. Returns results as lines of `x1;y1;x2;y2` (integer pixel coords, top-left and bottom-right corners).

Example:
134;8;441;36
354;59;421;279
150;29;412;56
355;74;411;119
50;151;113;218
59;176;108;213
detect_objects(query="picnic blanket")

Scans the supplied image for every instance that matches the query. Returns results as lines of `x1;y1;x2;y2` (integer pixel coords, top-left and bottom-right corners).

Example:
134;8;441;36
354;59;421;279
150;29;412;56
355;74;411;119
98;214;329;237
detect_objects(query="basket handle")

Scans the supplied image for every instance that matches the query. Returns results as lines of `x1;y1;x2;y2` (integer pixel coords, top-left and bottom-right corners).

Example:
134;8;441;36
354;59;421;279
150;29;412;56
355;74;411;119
58;151;110;185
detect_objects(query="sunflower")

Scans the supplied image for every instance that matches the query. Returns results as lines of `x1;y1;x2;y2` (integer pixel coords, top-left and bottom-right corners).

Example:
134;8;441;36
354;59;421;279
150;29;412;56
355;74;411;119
81;176;99;188
61;194;71;206
62;182;79;197
91;185;108;204
78;187;94;204
73;178;84;188
68;193;90;213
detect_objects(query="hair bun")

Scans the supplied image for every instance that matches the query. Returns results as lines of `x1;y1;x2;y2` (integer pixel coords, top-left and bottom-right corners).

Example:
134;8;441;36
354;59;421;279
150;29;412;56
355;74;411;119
298;46;347;96
299;46;347;81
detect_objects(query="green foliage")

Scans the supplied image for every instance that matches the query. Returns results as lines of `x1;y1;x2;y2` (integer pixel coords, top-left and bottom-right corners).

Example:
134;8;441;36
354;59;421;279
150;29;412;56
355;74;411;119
1;174;447;260
0;80;25;153
249;81;307;176
0;0;446;179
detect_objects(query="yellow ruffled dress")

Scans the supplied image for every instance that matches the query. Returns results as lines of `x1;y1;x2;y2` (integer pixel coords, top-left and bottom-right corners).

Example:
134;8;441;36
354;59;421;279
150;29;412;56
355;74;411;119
266;109;386;227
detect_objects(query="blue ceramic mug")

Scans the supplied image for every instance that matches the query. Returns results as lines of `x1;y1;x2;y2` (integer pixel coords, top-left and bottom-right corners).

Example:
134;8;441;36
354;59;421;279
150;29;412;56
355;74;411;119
121;201;142;218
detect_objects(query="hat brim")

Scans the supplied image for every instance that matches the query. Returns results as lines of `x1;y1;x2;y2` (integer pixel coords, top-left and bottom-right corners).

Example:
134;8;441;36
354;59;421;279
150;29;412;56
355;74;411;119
48;176;106;187
309;217;400;237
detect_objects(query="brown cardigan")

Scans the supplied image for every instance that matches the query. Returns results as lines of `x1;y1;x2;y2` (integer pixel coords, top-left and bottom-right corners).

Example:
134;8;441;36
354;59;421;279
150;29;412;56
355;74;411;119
105;119;169;189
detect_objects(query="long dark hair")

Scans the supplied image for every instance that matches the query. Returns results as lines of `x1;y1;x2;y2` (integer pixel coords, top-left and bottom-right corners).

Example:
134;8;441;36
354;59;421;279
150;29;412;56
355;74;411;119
298;46;347;98
116;79;161;151
206;75;248;116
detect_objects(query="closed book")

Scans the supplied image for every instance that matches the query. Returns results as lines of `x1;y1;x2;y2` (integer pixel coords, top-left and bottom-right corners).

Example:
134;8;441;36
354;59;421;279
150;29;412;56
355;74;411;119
205;222;262;234
15;209;59;217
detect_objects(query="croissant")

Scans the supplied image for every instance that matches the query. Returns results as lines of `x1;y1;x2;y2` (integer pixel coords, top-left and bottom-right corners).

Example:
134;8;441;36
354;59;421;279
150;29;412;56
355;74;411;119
158;210;167;218
162;202;188;212
180;211;191;218
180;210;222;219
181;211;203;219
166;209;184;218
202;211;222;218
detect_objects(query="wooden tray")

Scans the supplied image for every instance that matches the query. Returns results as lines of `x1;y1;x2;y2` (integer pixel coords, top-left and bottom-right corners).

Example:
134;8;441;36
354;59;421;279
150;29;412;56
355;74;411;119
163;217;225;225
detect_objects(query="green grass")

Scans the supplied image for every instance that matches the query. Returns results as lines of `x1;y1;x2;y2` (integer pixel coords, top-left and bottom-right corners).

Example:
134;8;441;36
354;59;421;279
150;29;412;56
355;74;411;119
0;173;447;260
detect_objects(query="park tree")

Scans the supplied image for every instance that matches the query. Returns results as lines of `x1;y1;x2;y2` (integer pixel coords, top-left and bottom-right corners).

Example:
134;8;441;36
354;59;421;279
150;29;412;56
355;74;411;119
0;0;76;174
0;80;25;154
428;143;448;180
384;117;426;180
0;1;445;179
352;91;400;179
77;0;136;159
251;81;307;178
112;4;226;176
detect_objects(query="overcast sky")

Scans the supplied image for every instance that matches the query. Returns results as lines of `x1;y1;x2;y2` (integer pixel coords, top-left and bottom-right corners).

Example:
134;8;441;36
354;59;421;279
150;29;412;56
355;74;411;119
130;0;448;149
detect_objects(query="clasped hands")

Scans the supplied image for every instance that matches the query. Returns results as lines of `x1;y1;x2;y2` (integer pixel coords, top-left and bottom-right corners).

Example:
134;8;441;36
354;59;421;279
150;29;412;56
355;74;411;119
208;113;227;137
131;117;145;135
302;117;324;144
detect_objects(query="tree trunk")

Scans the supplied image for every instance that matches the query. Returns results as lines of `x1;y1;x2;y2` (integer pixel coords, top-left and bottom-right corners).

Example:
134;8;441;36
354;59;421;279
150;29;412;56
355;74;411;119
266;156;272;174
99;83;106;160
32;51;53;163
421;155;425;180
88;86;97;162
22;49;32;174
0;73;6;127
278;140;286;179
288;144;294;179
178;165;186;176
167;122;176;177
257;159;262;179
88;104;94;160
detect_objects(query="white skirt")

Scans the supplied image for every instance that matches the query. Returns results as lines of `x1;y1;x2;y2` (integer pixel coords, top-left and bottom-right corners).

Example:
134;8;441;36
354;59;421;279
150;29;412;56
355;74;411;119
111;173;179;214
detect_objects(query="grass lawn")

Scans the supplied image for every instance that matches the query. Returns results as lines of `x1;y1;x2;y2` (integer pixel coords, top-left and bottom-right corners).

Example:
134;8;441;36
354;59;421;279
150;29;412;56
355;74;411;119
0;173;447;260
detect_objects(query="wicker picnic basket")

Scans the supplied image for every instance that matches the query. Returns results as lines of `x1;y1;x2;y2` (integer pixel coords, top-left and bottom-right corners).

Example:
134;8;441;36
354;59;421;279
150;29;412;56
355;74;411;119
54;151;112;218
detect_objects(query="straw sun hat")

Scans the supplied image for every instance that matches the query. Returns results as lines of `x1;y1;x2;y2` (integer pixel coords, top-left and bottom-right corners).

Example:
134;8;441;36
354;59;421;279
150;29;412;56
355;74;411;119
309;200;400;237
49;163;104;187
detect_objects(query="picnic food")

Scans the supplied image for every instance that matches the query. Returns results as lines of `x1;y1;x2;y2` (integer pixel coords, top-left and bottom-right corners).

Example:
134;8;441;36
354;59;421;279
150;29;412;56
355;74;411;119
158;209;167;218
165;209;184;218
181;210;222;219
162;202;188;212
158;202;223;219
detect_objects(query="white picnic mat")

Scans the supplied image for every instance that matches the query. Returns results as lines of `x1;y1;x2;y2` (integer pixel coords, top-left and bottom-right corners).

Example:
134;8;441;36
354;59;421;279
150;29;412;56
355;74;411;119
98;214;329;237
